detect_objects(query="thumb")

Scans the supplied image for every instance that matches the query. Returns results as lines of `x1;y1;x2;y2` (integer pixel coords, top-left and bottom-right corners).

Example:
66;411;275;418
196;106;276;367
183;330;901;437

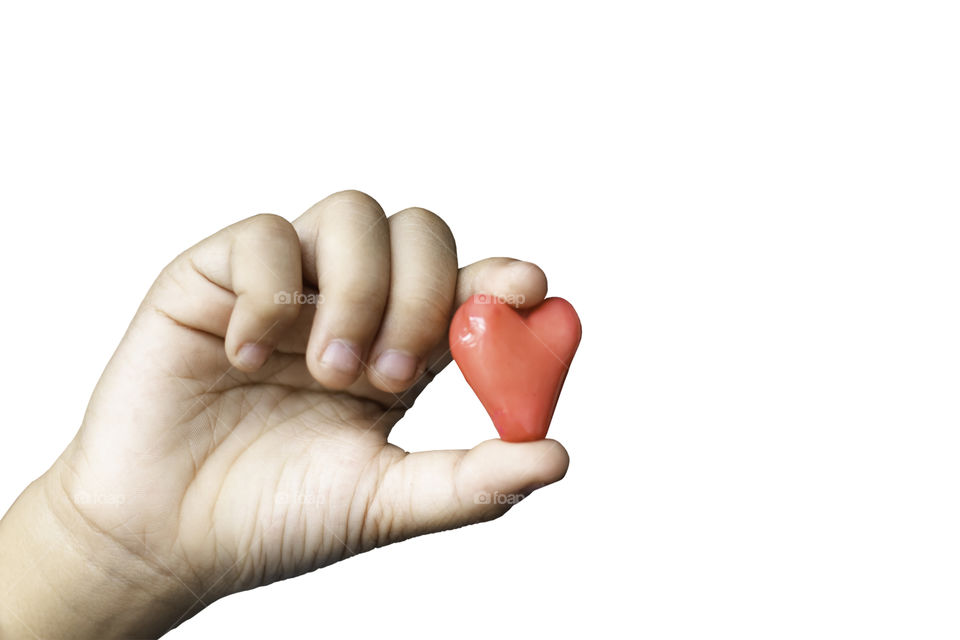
369;439;569;547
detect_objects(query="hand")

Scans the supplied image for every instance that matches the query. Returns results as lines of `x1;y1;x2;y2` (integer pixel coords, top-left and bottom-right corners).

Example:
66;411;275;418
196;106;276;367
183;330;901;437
0;191;569;638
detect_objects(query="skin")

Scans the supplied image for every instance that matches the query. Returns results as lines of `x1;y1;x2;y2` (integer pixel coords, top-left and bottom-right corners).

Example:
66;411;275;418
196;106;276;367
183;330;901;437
0;191;569;639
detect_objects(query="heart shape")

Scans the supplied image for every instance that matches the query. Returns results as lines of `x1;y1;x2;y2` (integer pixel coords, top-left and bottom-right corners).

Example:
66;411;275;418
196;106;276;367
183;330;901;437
449;295;582;442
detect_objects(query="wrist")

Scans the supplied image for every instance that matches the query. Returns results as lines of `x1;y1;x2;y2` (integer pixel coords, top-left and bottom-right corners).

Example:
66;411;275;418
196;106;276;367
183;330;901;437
0;470;199;639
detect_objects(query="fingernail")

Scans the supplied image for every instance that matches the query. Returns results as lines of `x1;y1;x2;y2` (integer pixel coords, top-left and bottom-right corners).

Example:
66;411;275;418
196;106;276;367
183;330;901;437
320;340;361;375
374;349;418;383
237;343;272;370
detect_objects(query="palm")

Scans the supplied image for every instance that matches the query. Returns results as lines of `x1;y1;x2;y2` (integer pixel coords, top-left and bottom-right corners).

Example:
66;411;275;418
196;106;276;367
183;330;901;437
62;314;425;601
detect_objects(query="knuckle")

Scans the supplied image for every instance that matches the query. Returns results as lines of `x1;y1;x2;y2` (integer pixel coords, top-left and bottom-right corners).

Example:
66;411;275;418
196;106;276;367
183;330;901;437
320;190;385;219
392;206;444;228
392;206;436;220
247;212;295;235
157;255;192;289
391;207;455;248
242;214;299;249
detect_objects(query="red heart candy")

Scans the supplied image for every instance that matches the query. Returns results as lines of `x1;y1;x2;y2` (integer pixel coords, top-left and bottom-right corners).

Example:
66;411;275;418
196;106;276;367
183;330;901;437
449;295;582;442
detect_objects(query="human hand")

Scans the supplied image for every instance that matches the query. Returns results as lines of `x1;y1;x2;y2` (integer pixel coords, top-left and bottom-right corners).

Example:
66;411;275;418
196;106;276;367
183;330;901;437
0;191;569;638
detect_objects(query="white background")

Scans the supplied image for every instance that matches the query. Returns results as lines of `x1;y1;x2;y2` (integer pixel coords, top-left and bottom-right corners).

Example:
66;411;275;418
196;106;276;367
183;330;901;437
2;2;959;638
